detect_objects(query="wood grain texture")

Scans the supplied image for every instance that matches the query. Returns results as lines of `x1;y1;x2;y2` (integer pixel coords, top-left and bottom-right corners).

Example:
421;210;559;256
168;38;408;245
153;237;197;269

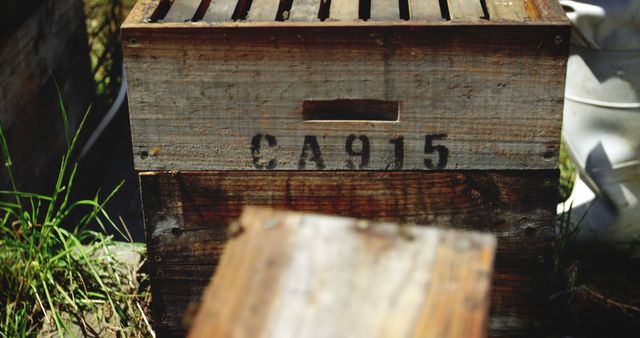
163;0;201;21
328;0;359;20
288;0;319;21
247;0;281;21
188;207;496;338
485;0;529;21
531;0;565;21
0;0;90;193
370;0;400;20
140;170;558;337
447;0;485;20
202;0;237;22
409;0;442;20
123;25;568;171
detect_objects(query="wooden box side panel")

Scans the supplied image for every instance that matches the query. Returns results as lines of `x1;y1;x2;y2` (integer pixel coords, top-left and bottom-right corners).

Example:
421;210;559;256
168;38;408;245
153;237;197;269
140;170;558;337
124;25;569;171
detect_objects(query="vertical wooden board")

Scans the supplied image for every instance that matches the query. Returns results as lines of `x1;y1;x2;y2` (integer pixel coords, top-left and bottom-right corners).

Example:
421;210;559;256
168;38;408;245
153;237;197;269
409;0;442;20
140;170;558;337
247;0;281;21
0;0;90;194
328;0;359;20
202;0;238;22
288;0;320;21
447;0;485;20
485;0;530;21
370;0;400;20
163;0;201;21
189;207;495;338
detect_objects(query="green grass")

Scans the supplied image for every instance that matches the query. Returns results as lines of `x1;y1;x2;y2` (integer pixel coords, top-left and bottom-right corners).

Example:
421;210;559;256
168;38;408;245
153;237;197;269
0;86;153;337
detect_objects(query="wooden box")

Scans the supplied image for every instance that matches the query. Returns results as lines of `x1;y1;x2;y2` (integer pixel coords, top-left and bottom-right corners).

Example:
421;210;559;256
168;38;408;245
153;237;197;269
122;0;569;336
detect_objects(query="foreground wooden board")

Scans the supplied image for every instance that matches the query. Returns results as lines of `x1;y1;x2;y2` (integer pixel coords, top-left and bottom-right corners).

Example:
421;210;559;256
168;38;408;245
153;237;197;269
189;207;496;338
123;21;569;171
140;170;557;337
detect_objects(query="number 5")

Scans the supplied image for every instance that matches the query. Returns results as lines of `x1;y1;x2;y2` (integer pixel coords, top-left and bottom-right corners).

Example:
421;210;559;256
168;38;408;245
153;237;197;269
424;134;448;169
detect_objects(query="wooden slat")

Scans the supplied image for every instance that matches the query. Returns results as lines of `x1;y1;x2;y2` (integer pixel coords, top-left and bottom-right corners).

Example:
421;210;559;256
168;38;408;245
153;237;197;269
409;0;442;20
163;0;201;22
140;170;558;337
532;0;566;21
370;0;400;20
122;0;164;24
247;0;281;21
288;0;319;21
188;207;496;338
122;26;568;171
447;0;485;20
202;0;238;21
485;0;529;21
328;0;359;20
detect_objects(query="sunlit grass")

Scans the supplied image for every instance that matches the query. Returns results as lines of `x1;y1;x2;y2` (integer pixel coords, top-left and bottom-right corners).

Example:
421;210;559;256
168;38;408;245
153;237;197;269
0;83;153;337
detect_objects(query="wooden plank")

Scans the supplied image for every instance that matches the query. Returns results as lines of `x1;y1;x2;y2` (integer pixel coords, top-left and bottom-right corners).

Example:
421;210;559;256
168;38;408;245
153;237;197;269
122;0;164;24
203;0;238;22
447;0;485;20
163;0;201;22
288;0;319;21
0;0;90;194
140;170;558;337
532;0;566;21
370;0;400;20
409;0;442;20
247;0;281;21
189;207;495;338
328;0;359;21
122;25;568;171
485;0;529;21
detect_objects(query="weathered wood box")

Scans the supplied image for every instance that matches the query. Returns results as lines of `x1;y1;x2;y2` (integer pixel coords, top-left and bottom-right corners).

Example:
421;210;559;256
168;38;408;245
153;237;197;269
122;0;569;336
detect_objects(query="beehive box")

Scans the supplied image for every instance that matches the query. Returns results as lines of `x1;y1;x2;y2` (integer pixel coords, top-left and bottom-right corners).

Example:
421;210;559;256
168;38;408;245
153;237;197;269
122;0;569;336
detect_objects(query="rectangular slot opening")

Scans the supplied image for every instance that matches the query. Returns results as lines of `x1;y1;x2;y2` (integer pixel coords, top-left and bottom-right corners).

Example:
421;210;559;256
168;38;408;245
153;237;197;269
303;99;399;122
359;0;371;20
399;0;409;20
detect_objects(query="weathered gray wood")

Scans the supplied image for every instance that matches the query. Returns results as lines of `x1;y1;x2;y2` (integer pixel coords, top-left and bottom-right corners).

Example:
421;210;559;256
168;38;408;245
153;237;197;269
328;0;359;20
163;0;201;22
123;25;568;171
485;0;530;21
409;0;442;20
0;0;90;193
288;0;319;21
202;0;238;21
189;207;496;338
447;0;485;20
370;0;400;20
140;170;558;337
247;0;281;21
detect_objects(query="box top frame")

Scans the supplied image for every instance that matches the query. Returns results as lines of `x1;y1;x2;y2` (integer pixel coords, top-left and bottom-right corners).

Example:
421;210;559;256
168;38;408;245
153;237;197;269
123;0;569;30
